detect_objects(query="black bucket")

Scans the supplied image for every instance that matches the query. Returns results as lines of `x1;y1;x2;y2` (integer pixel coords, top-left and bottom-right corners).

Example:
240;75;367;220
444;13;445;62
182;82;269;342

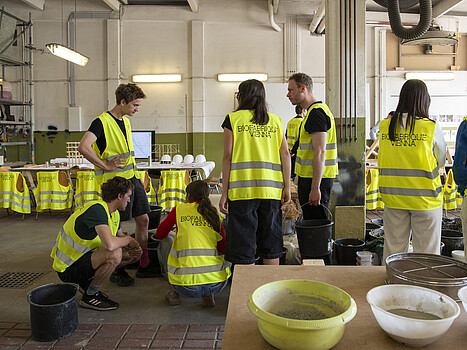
148;205;163;229
27;283;79;342
334;238;365;265
365;223;383;241
441;229;464;257
295;219;333;257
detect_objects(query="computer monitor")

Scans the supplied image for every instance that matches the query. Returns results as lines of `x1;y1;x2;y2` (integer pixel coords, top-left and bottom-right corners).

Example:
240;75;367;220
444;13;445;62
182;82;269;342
131;131;154;159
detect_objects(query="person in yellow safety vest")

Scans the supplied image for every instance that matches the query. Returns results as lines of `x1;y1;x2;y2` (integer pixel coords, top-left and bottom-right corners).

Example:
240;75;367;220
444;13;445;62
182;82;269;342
78;83;160;281
378;79;446;264
286;105;305;180
50;177;142;311
366;169;384;210
286;73;338;264
453;116;467;262
155;180;231;307
0;172;31;214
219;79;291;266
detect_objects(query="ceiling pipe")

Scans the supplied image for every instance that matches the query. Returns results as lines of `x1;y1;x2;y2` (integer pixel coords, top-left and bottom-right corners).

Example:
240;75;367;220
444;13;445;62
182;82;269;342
309;1;325;33
268;0;281;32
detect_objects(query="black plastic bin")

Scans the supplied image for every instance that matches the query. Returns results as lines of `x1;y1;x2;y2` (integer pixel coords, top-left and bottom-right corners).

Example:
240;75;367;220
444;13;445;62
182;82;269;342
148;205;163;230
27;283;79;342
334;238;365;265
295;219;333;257
441;229;464;257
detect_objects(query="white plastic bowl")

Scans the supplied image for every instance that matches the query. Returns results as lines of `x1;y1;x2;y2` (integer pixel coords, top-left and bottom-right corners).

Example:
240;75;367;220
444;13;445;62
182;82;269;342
459;285;467;313
367;284;460;347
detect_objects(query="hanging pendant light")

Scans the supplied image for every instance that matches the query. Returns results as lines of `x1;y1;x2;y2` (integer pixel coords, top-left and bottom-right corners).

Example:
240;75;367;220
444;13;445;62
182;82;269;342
46;43;89;66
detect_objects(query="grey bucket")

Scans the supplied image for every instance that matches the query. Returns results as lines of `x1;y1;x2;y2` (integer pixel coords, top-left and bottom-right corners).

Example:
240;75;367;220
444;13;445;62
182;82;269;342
27;283;79;342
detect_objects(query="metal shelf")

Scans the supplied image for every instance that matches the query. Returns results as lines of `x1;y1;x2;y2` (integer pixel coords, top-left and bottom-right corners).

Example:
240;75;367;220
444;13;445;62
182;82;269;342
0;98;32;106
0;142;31;146
0;120;30;125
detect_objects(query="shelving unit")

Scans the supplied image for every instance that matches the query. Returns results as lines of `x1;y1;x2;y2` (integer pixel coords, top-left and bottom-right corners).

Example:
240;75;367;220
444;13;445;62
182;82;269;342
0;8;33;167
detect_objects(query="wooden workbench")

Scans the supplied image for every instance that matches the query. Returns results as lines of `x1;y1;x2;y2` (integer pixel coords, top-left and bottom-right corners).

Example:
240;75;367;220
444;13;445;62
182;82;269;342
222;265;467;349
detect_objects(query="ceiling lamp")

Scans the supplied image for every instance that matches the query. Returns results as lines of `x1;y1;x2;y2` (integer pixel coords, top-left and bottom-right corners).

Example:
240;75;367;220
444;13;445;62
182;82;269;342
217;73;268;82
46;43;89;66
132;74;182;83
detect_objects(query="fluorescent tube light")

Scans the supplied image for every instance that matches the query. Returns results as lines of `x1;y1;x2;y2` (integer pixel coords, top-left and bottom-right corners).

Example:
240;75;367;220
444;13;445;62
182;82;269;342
217;73;268;82
46;43;89;66
405;72;454;81
132;74;182;83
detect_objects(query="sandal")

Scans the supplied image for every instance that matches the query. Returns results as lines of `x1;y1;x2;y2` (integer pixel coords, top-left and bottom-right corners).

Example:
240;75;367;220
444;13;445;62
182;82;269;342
165;291;180;306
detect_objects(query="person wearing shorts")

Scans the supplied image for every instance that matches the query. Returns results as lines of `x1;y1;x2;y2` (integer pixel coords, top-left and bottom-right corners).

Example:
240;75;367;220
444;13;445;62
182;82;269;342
51;177;142;311
219;79;291;265
78;83;160;282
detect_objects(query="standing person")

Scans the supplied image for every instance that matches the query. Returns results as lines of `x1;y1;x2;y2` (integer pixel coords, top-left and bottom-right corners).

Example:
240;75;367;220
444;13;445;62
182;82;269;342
286;73;338;220
453;117;467;262
50;177;142;311
286;105;305;180
155;180;231;307
78;83;159;284
379;79;446;263
219;79;291;266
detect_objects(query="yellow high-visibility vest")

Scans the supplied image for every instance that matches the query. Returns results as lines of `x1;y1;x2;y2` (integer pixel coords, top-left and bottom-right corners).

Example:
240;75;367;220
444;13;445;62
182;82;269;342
138;170;157;206
74;171;101;208
0;172;31;214
167;202;231;286
378;118;443;210
50;200;119;273
92;112;139;184
229;109;284;200
295;103;338;178
443;169;463;209
366;169;384;210
158;170;187;210
33;171;73;212
286;117;303;151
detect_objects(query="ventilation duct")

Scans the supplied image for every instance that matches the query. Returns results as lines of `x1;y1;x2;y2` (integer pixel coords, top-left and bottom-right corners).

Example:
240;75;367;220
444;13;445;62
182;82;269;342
374;0;432;40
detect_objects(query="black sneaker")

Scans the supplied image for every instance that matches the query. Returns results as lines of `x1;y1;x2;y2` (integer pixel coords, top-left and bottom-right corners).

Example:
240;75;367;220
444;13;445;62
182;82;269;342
135;264;162;278
79;291;119;311
110;267;134;286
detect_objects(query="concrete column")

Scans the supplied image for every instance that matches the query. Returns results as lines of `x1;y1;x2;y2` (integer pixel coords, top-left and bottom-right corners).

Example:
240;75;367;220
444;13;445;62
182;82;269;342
191;20;205;156
325;0;366;207
106;19;120;110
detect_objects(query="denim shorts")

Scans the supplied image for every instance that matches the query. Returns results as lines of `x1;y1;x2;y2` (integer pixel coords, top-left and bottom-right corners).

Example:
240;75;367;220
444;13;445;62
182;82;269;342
171;280;228;298
225;199;283;264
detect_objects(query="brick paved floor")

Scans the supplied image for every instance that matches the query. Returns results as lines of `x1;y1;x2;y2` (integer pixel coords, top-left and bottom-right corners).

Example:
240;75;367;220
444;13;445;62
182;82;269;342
0;322;223;350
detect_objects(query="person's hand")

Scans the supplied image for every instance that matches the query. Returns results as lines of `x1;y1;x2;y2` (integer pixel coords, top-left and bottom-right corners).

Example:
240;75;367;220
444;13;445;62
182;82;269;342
219;192;229;215
280;187;291;210
105;156;124;171
308;187;321;206
127;238;142;258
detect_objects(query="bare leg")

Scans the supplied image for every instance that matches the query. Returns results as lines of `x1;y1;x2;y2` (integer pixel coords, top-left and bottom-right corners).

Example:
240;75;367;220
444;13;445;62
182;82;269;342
90;248;122;287
263;258;279;265
134;213;149;250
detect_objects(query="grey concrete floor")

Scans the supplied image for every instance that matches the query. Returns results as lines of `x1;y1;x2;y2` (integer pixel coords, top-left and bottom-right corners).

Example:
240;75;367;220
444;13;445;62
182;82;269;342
0;209;230;325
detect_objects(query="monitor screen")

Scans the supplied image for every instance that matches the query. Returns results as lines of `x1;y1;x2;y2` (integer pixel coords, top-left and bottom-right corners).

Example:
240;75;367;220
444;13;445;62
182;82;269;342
131;131;154;159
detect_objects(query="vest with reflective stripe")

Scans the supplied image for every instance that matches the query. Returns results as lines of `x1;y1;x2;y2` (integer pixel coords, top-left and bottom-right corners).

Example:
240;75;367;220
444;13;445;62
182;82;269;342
75;171;101;208
33;172;73;212
158;170;186;210
229;110;284;200
286;116;303;151
167;202;231;286
0;172;31;214
92;112;139;184
137;171;158;205
378;118;443;210
366;169;384;210
295;103;338;178
50;200;119;273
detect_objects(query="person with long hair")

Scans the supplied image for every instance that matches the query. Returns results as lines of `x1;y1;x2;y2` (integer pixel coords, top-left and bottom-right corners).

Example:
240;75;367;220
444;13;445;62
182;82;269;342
379;79;446;263
219;79;291;266
155;180;231;307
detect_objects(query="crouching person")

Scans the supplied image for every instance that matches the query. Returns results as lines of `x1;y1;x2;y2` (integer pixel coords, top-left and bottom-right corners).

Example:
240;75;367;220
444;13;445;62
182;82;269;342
50;176;142;311
156;180;231;307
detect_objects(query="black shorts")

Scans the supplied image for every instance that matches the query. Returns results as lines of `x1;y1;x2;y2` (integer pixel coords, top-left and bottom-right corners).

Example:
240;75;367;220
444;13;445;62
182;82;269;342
225;199;283;264
57;251;95;291
120;176;150;221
